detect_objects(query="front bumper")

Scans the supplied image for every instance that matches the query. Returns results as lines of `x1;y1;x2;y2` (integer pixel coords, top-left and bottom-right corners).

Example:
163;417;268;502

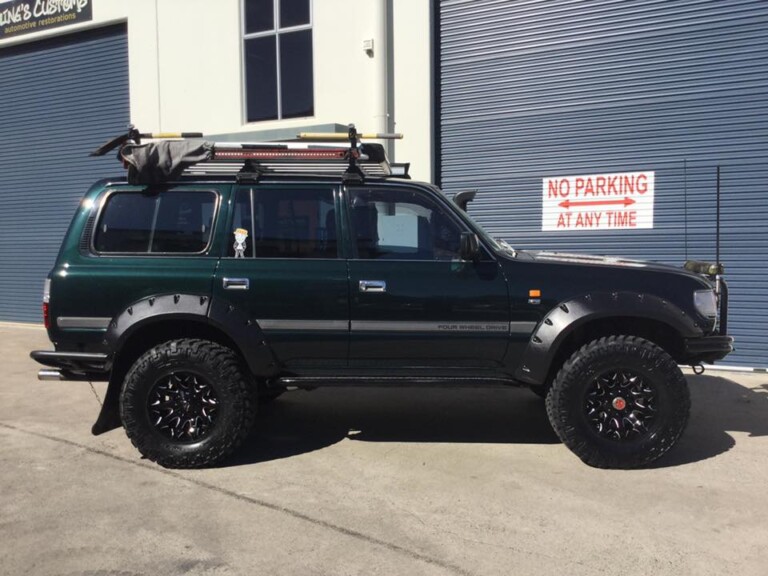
30;350;111;381
681;335;734;364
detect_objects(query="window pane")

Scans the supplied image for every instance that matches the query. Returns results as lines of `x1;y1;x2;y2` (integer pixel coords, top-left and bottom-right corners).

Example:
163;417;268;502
245;36;278;122
349;189;462;260
279;30;313;118
246;188;335;258
280;0;310;28
94;193;156;253
244;0;274;33
151;191;216;253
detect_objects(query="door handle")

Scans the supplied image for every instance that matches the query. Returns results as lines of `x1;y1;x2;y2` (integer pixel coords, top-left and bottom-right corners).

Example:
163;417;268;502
359;280;386;293
223;277;250;290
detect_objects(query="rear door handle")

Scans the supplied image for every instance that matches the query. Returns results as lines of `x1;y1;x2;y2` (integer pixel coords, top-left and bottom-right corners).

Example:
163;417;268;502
359;280;386;293
223;277;250;290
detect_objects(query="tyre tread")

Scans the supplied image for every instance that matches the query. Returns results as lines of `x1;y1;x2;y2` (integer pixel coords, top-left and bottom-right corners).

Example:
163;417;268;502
545;335;690;469
120;338;255;469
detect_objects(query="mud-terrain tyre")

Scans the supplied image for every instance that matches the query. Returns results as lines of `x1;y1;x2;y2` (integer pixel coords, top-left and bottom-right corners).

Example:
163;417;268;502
546;335;689;469
120;339;255;468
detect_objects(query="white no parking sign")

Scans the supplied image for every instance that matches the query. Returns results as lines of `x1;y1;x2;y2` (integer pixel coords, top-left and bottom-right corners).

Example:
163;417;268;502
542;172;655;231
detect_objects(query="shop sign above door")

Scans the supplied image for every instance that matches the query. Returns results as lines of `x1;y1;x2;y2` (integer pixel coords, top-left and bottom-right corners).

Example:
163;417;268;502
542;171;655;232
0;0;92;40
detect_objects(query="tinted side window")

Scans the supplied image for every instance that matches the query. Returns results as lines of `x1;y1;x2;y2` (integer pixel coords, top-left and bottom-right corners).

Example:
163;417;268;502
94;191;216;253
94;193;155;253
152;192;216;253
348;188;463;260
229;187;337;258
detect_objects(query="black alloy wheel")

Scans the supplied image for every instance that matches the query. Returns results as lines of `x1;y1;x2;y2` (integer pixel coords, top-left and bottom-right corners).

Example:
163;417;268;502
120;339;255;468
147;371;219;442
584;369;657;441
546;335;689;469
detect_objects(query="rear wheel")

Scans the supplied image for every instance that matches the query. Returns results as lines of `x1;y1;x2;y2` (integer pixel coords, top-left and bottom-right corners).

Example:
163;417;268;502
546;335;689;469
120;339;255;468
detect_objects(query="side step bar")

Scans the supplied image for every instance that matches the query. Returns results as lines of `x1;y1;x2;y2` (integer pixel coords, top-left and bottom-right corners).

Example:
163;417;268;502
273;375;522;388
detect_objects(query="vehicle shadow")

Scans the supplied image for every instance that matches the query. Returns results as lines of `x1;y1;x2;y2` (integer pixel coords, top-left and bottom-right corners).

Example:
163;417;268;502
225;372;768;469
650;372;768;468
225;386;558;467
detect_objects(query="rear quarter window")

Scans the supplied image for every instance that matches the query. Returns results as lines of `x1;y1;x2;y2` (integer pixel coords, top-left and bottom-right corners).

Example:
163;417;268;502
93;190;217;254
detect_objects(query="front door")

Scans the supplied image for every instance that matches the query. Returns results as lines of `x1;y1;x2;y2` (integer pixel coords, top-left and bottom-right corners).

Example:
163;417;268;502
345;185;510;370
213;184;348;369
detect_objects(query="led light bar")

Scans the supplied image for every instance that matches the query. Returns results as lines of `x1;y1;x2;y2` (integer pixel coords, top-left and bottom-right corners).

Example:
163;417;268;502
212;147;349;161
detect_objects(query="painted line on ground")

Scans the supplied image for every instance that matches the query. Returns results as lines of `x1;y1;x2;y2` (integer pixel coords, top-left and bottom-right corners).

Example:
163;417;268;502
0;420;472;576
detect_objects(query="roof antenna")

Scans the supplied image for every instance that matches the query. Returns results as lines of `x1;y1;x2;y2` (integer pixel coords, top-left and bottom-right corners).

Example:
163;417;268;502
716;165;721;270
683;159;688;261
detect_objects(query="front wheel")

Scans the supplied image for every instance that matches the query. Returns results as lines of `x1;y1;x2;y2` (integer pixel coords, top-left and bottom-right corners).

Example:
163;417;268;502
120;339;255;468
546;335;689;469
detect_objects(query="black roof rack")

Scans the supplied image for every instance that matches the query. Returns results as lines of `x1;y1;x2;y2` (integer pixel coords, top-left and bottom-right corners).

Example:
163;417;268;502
91;124;407;185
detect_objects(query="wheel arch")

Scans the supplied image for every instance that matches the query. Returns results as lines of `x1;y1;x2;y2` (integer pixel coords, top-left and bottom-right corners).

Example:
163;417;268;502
515;292;703;388
92;294;277;435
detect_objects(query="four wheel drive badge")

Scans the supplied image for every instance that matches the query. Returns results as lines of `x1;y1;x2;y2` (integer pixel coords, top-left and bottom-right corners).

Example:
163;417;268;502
233;228;249;258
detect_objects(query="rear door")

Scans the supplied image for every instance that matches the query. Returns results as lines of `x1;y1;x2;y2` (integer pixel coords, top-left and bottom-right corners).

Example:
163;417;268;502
213;184;348;369
345;184;510;370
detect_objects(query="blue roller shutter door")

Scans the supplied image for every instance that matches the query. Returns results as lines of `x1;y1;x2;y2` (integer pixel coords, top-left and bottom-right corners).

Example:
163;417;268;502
439;0;768;367
0;24;129;322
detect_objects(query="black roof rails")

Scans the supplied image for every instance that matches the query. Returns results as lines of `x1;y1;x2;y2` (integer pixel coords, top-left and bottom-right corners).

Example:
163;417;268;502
91;124;406;185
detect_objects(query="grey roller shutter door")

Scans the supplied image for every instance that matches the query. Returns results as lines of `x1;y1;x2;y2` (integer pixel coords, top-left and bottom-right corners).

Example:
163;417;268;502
439;0;768;367
0;24;129;323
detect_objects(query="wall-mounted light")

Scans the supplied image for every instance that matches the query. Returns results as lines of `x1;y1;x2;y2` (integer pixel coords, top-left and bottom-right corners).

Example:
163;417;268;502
363;38;374;57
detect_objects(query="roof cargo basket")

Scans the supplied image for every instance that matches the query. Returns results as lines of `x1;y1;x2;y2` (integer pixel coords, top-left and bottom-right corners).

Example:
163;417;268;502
91;124;405;185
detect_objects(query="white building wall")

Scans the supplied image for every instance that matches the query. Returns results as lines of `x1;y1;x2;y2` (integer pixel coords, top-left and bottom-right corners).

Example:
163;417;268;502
392;0;432;181
0;0;432;180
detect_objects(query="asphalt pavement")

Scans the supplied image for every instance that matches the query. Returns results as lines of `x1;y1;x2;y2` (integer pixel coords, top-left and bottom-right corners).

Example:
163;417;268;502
1;322;766;576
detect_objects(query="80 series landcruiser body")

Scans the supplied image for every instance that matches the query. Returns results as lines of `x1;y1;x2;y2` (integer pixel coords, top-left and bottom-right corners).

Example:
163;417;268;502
31;129;733;469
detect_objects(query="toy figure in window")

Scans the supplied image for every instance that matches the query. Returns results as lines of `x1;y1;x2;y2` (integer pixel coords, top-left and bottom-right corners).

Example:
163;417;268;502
233;228;249;258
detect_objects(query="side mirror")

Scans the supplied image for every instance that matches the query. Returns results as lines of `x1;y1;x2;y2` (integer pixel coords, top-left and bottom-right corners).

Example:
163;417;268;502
459;232;480;261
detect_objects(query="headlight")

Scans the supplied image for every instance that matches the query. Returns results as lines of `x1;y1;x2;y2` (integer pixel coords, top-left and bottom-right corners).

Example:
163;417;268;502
694;289;717;319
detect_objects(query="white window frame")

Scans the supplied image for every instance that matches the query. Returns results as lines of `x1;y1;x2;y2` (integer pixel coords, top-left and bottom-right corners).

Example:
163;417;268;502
241;0;314;123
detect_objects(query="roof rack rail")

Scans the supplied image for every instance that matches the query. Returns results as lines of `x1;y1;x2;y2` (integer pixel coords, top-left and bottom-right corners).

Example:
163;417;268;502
91;124;406;185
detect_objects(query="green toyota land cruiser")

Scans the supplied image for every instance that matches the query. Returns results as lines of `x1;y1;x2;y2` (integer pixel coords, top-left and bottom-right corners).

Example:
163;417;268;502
31;127;733;469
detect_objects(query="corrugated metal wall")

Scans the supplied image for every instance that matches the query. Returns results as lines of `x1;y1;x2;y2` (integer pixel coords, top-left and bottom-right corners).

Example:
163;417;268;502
439;0;768;367
0;25;129;322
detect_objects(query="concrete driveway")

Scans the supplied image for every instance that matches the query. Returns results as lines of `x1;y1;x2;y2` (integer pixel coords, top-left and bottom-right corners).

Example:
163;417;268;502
1;323;766;575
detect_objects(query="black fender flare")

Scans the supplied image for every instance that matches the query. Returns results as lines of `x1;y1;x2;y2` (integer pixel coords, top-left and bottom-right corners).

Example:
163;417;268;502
514;291;703;386
92;293;277;435
102;293;276;376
